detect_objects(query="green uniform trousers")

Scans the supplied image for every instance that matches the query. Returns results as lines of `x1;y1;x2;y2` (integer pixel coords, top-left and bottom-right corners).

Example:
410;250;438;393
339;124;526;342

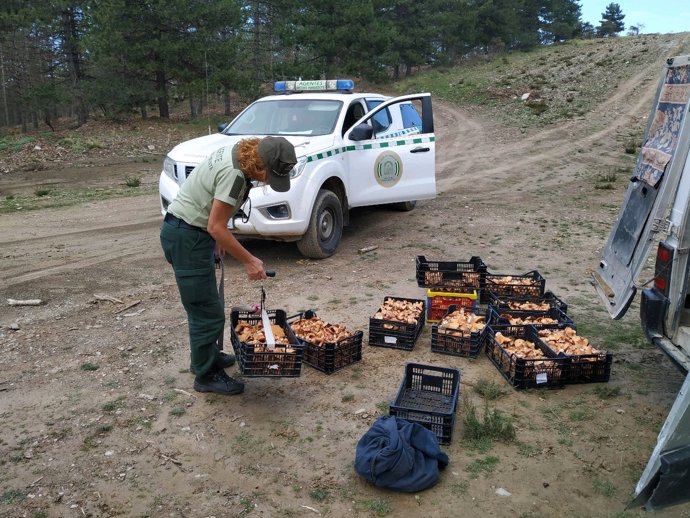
160;219;224;379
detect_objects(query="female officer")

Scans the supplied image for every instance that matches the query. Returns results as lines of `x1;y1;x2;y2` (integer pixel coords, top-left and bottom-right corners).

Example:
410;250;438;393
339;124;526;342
160;136;296;395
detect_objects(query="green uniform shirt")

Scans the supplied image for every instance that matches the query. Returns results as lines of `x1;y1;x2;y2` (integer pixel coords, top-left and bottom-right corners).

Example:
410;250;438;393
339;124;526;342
168;144;248;228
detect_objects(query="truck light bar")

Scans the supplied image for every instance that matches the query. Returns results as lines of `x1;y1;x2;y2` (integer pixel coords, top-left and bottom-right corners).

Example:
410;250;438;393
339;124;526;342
274;79;355;93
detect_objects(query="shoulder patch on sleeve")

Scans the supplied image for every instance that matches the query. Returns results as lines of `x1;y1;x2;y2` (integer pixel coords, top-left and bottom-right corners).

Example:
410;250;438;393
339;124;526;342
229;175;244;200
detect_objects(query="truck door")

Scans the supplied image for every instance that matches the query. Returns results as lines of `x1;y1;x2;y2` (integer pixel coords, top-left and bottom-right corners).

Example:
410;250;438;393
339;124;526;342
344;93;436;207
594;55;690;319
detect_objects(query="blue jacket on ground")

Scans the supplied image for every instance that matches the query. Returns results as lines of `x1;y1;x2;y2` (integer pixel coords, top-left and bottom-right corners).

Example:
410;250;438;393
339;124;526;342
354;416;449;492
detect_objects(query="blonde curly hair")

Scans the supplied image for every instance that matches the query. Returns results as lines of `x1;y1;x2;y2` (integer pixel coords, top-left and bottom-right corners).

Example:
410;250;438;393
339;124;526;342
236;138;266;181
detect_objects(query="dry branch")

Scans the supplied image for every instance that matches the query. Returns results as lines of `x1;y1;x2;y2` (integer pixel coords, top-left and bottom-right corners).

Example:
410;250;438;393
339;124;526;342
7;299;43;306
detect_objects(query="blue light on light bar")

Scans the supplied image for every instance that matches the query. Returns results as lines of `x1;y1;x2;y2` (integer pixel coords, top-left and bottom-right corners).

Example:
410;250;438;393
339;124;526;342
274;79;355;93
334;79;355;91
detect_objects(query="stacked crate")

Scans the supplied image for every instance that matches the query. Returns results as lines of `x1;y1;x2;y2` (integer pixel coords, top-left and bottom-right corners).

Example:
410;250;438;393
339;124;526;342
415;256;486;322
416;256;613;388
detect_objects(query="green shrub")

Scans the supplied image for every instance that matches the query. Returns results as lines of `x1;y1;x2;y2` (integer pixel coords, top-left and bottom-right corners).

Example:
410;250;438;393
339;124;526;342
462;400;516;450
624;140;638;154
473;378;508;400
124;175;141;188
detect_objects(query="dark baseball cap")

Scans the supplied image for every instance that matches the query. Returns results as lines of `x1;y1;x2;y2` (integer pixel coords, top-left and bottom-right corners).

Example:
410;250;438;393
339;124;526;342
258;136;297;193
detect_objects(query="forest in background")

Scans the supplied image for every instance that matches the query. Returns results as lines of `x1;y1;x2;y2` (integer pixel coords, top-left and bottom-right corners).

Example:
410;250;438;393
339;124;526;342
1;0;628;131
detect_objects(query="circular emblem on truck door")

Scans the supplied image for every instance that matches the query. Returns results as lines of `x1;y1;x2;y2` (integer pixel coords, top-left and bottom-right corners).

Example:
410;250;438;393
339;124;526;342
374;151;403;188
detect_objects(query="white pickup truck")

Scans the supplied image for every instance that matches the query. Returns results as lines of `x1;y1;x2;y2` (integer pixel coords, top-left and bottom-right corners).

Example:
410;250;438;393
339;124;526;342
159;79;436;258
594;55;690;511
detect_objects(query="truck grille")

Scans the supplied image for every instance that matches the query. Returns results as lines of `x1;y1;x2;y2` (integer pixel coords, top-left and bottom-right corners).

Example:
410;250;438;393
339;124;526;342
172;164;197;181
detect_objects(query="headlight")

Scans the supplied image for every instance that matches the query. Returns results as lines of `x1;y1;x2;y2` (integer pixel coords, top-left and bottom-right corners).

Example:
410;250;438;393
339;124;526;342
290;157;308;179
163;156;176;180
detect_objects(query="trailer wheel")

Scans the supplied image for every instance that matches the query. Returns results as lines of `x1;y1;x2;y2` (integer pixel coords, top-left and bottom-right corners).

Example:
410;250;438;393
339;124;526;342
297;190;343;259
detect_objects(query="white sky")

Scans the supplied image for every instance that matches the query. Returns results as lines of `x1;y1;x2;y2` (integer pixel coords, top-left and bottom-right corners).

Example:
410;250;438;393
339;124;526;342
579;0;690;34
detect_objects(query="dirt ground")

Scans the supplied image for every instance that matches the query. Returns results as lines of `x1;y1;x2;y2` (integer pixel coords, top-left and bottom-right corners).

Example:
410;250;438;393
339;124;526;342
3;36;690;518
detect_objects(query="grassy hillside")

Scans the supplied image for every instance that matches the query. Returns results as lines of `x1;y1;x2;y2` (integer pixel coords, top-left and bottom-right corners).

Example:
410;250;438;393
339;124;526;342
395;33;688;129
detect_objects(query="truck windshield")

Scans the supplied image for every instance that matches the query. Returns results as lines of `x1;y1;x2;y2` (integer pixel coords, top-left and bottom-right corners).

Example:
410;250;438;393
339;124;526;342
224;99;343;136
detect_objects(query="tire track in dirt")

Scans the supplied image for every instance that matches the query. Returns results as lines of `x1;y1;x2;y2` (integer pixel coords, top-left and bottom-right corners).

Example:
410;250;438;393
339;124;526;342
0;196;163;292
436;34;690;199
0;218;160;247
2;249;153;287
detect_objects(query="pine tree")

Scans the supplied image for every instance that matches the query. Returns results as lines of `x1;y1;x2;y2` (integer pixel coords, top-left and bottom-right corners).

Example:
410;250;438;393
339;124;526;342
88;0;243;119
433;0;478;63
540;0;582;44
597;2;625;37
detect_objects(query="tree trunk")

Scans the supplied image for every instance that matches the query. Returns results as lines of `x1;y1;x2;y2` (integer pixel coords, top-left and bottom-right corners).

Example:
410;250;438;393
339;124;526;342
61;7;88;126
252;0;261;82
190;97;197;120
156;70;169;119
0;48;8;127
44;111;54;131
224;93;231;116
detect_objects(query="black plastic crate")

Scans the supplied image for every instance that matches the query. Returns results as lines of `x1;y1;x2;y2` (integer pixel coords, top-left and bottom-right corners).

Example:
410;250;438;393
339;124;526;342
536;328;613;384
485;324;567;390
488;290;568;314
484;270;546;304
487;306;574;330
430;305;488;358
368;296;425;351
287;310;363;374
231;309;305;377
565;352;614;384
415;255;487;293
389;363;460;444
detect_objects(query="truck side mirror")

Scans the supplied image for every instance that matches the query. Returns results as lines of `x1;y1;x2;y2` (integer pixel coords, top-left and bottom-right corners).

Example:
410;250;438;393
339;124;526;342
349;123;373;141
218;122;229;133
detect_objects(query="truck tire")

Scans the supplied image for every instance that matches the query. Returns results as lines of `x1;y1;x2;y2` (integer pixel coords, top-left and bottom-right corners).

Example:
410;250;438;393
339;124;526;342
297;190;343;259
391;200;417;211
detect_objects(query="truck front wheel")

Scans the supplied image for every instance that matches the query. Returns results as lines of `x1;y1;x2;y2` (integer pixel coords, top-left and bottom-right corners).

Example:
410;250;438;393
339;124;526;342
297;190;343;259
